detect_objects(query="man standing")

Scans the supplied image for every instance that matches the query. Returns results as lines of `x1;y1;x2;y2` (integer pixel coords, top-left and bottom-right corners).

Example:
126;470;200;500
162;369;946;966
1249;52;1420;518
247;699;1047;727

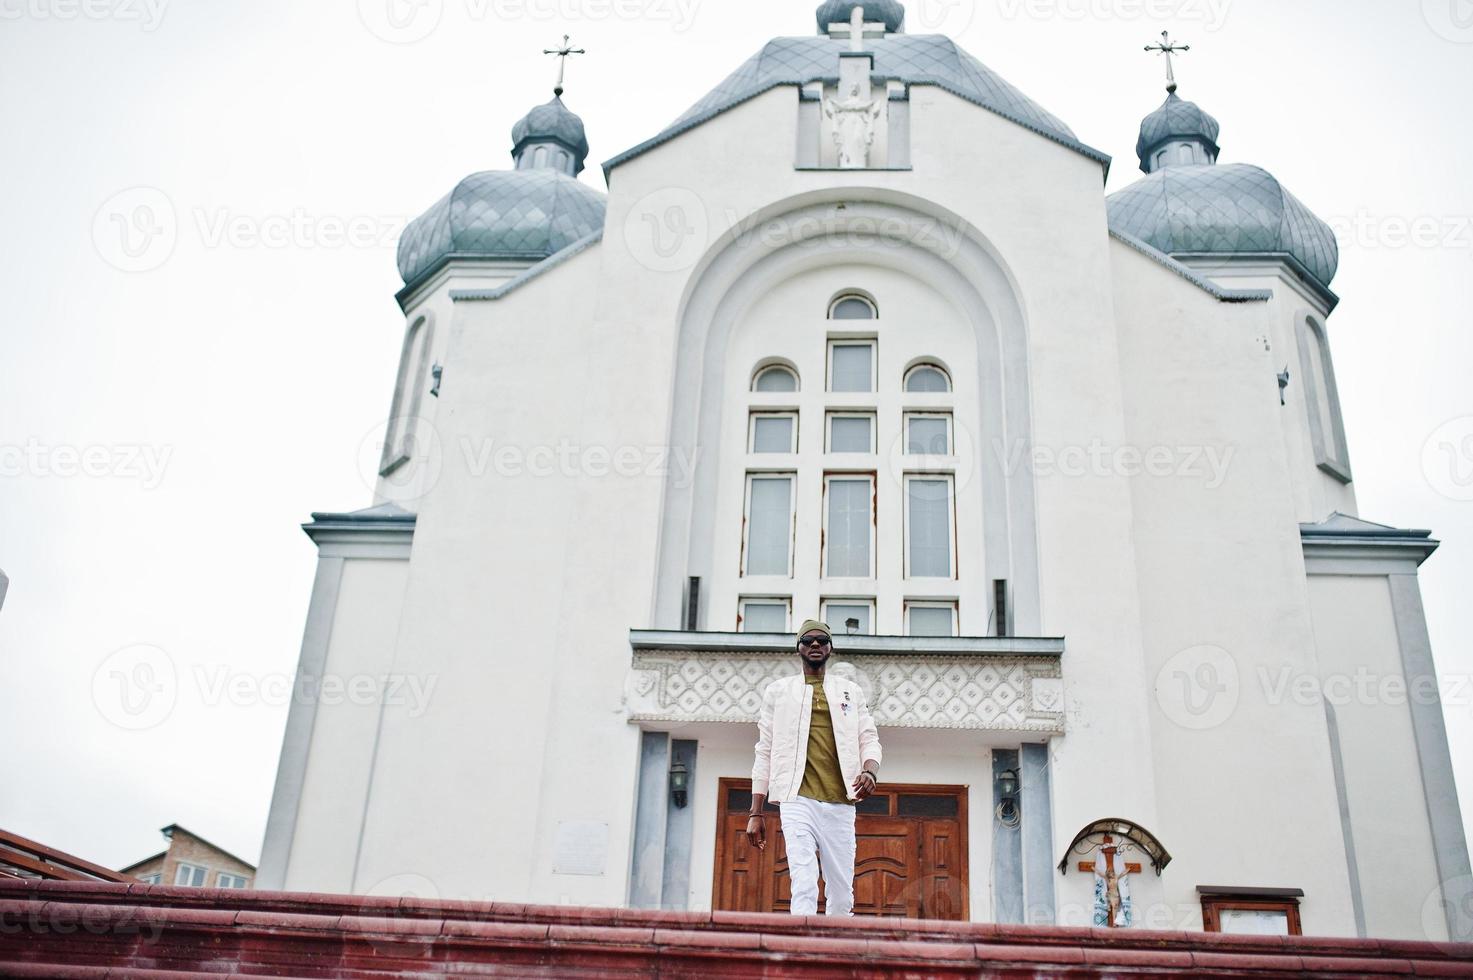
747;620;882;916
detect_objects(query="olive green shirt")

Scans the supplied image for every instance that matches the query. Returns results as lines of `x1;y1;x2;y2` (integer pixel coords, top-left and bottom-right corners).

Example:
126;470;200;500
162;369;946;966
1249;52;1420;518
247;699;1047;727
798;675;852;805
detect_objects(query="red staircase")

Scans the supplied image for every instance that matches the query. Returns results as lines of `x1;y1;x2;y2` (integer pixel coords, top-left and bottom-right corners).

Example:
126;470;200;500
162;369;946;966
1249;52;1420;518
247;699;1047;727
2;879;1471;978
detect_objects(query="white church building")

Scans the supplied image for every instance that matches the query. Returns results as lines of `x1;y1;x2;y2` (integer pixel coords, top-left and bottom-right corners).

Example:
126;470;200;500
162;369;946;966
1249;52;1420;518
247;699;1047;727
257;1;1470;942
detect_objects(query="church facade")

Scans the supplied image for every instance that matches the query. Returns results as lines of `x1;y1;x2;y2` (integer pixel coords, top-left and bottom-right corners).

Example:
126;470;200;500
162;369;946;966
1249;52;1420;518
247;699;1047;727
257;1;1471;942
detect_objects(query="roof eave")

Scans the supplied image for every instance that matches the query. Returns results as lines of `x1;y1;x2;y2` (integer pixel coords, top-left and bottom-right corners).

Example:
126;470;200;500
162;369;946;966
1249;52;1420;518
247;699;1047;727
1109;230;1274;304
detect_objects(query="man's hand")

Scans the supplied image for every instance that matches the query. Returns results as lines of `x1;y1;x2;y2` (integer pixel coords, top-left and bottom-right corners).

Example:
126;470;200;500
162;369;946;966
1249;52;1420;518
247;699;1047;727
852;770;877;801
745;815;766;851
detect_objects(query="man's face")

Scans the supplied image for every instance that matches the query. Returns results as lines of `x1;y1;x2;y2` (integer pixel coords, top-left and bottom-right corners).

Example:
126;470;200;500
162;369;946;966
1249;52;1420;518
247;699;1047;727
797;630;833;668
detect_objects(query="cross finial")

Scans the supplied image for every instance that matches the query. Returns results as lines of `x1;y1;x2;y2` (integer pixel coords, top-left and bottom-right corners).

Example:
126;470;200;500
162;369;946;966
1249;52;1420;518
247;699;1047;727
543;34;586;97
1144;30;1190;94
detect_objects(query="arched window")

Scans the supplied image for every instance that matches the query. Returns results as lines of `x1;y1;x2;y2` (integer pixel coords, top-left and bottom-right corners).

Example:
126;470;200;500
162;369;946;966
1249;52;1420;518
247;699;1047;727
752;364;799;392
904;363;952;393
382;313;433;475
829;294;877;320
533;146;549;168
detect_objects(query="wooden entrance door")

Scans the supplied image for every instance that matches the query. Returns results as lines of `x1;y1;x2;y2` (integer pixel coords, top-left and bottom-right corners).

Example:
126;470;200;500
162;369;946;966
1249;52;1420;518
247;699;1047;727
713;778;969;920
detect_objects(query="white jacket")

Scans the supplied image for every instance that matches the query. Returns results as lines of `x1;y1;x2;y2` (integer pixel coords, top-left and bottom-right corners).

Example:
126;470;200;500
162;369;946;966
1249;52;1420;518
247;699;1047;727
751;671;883;803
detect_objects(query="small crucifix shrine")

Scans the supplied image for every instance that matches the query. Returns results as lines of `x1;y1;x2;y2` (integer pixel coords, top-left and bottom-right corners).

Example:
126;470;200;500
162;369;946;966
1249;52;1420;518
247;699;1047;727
819;6;889;168
1077;834;1142;928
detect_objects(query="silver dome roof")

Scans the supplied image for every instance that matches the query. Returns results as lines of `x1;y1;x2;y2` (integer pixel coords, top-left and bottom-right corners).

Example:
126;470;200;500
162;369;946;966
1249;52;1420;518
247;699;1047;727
1136;92;1220;170
511;96;590;174
396;169;606;290
814;0;905;33
1106;162;1339;288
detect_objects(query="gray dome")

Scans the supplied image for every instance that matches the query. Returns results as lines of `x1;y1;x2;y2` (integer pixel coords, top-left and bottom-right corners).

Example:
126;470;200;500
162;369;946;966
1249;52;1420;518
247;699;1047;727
1106;163;1339;288
397;169;606;289
1136;93;1220;171
511;96;590;173
815;0;905;33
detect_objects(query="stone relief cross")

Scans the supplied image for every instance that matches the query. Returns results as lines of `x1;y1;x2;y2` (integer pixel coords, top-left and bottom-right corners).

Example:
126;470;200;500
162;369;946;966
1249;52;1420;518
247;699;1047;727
829;5;887;51
543;34;586;96
1144;30;1190;93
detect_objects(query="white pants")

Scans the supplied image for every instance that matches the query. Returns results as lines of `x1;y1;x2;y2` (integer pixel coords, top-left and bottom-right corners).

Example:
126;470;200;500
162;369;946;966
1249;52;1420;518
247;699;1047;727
780;795;856;916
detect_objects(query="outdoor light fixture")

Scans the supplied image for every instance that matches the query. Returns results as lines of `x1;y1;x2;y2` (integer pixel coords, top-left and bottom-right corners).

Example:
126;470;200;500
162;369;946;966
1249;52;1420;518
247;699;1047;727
668;758;689;809
996;768;1021;827
845;617;860;634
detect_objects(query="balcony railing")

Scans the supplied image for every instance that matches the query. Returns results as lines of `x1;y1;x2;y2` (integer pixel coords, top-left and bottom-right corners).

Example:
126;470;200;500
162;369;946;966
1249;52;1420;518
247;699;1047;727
625;630;1066;733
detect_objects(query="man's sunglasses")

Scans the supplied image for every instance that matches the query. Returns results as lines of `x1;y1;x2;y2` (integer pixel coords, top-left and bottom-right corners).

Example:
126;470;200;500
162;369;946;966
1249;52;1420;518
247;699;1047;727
798;636;832;649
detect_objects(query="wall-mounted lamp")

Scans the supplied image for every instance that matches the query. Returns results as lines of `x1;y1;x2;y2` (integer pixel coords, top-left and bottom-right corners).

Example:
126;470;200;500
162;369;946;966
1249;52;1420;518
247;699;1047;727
668;758;689;809
845;617;861;635
431;363;444;398
995;767;1021;827
1277;366;1290;406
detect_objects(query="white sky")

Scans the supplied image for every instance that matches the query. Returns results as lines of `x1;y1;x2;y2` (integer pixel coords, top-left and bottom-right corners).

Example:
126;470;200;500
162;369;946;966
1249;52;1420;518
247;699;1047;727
1;0;1470;881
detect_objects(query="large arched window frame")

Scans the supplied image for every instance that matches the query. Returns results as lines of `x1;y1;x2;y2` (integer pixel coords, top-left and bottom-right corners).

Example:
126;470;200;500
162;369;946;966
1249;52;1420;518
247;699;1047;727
381;312;434;476
1294;312;1352;483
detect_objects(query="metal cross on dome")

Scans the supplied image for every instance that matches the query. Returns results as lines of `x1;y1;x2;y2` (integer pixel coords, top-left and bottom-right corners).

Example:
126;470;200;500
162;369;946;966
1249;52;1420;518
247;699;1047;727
1144;30;1190;94
543;34;586;97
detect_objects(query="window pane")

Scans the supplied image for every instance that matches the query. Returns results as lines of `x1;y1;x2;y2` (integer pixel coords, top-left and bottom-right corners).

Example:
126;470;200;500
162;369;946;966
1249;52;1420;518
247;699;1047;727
746;478;792;575
908;479;952;576
752;416;794;453
831;297;874;320
741;601;788;633
827;603;872;635
754;367;797;392
830;344;873;392
830;416;872;453
1219;910;1290;936
906;417;949;455
909;606;954;637
826;479;872;577
906;366;950;392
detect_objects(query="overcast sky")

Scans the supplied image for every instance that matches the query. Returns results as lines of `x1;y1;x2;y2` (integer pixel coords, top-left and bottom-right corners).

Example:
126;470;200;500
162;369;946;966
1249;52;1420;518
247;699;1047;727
1;0;1470;879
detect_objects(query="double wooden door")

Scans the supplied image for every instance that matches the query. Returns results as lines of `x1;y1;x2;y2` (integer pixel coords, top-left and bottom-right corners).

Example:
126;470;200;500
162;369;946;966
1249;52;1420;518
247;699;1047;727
712;778;969;920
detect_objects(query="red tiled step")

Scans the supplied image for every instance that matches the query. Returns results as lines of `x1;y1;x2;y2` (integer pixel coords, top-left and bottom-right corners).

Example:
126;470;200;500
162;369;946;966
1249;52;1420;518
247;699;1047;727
1;880;1470;978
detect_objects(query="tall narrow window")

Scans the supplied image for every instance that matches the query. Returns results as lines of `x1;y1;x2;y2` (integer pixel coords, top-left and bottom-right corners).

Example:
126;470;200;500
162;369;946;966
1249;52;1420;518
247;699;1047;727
824;475;874;578
905;476;954;578
749;412;797;453
743;475;794;576
828;413;876;453
739;597;791;632
382;314;432;475
828;341;875;393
